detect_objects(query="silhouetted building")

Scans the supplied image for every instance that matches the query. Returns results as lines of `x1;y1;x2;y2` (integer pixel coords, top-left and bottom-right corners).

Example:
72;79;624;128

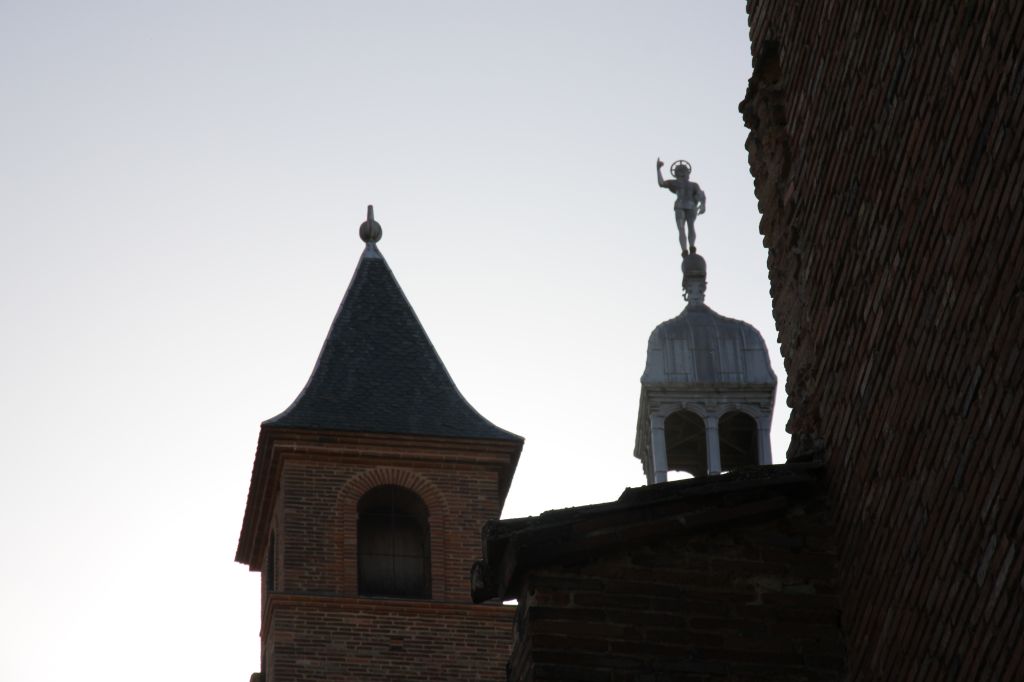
235;3;1024;679
472;258;839;680
741;1;1024;678
474;2;1024;680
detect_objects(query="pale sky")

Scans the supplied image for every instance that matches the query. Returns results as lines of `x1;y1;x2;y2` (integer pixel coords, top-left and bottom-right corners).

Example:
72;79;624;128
0;3;783;679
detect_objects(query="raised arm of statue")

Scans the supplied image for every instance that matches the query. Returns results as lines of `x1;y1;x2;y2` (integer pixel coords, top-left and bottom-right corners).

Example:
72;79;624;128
656;158;669;188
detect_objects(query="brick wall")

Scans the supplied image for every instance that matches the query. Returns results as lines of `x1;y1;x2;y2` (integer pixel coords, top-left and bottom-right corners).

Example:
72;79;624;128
248;429;519;681
742;2;1024;679
278;455;502;602
265;596;512;681
507;498;841;681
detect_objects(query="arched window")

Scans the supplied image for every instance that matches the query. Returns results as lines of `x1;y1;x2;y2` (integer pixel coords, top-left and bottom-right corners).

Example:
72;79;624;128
358;485;431;598
664;409;707;477
719;411;759;470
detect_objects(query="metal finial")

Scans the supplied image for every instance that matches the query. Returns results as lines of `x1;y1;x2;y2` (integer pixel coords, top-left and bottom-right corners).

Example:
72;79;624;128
682;252;707;306
359;204;382;243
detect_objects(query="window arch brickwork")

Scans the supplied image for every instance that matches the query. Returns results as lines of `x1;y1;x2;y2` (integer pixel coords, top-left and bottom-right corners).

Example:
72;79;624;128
339;467;449;598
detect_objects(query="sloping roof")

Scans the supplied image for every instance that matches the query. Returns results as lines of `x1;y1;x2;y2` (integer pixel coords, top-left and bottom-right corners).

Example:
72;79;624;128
471;461;824;603
264;243;521;442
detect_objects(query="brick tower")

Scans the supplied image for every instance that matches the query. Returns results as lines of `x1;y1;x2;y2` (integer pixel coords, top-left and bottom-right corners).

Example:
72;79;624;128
236;207;522;681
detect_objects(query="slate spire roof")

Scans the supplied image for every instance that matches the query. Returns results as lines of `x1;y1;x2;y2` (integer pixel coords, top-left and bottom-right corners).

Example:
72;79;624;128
264;207;521;442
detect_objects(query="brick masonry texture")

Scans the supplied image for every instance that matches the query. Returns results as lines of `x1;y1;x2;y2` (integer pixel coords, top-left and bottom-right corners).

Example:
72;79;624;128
507;497;842;682
742;2;1024;679
247;429;519;681
266;596;512;681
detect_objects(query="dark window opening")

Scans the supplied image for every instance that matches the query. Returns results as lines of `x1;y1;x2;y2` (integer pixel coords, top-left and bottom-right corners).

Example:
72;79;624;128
358;485;431;598
665;409;707;477
719;411;759;470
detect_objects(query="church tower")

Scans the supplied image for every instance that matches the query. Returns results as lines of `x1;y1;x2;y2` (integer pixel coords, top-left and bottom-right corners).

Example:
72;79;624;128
236;208;522;681
635;253;776;483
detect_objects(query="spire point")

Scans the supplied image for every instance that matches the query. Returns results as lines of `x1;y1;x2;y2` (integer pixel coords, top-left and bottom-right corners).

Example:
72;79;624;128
359;204;383;244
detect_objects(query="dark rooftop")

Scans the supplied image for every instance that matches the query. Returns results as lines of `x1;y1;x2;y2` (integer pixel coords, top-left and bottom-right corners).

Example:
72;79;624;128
264;240;521;443
472;461;824;602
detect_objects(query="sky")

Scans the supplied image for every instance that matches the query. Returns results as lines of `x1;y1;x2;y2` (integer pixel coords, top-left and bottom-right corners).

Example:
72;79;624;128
0;2;782;679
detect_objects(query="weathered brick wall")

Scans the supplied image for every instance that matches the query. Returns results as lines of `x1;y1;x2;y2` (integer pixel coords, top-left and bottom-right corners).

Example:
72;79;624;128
742;2;1024;679
508;502;842;681
266;596;513;681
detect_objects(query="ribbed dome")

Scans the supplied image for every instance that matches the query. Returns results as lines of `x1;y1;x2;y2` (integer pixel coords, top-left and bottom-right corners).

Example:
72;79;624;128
641;303;776;386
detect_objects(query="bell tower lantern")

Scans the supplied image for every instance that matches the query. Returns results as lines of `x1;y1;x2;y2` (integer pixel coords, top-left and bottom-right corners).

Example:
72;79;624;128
634;253;776;483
